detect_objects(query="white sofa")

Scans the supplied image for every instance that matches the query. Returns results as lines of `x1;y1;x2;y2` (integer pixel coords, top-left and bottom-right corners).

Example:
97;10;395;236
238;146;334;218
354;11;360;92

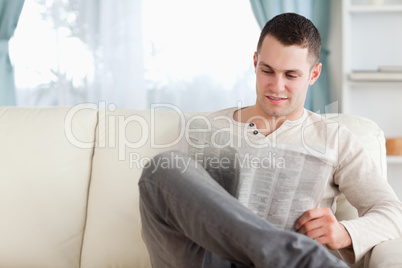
0;105;401;268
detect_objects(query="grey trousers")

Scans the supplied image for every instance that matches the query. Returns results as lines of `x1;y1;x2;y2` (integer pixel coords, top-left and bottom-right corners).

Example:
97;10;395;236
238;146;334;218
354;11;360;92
138;151;348;268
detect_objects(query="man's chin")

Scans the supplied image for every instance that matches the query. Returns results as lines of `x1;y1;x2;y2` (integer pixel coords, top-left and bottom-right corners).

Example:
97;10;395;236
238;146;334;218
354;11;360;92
264;109;288;118
257;101;291;119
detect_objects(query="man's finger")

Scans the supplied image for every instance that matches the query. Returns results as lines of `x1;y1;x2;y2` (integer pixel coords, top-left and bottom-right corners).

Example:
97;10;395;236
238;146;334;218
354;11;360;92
295;208;328;230
297;218;322;234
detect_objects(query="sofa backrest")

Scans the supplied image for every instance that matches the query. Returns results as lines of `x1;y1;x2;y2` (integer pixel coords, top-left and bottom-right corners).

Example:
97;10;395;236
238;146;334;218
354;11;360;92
80;108;183;268
0;107;98;268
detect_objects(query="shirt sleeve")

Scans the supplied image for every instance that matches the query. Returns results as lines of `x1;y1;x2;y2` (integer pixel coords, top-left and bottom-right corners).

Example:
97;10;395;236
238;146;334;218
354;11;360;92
334;125;402;264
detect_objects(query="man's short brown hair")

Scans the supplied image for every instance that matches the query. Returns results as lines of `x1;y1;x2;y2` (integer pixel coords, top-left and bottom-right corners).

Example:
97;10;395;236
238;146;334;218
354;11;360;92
256;13;321;66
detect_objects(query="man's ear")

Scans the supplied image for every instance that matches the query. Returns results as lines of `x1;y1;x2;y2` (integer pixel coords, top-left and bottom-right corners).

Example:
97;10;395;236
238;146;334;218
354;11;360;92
309;63;322;86
253;52;258;70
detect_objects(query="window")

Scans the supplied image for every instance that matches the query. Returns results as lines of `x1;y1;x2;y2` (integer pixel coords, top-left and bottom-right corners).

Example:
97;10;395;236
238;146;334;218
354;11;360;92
10;0;260;111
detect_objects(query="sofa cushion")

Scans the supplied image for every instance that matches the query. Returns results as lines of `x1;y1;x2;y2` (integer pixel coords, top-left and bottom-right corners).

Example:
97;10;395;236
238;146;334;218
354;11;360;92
80;109;184;268
0;107;97;268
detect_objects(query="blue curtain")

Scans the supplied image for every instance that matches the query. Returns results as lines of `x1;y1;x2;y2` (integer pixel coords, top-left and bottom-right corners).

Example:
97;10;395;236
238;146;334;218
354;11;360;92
0;0;25;106
249;0;331;112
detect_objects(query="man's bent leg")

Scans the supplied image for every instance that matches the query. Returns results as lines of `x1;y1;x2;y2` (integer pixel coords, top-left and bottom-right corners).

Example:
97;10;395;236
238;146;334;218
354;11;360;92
139;151;348;268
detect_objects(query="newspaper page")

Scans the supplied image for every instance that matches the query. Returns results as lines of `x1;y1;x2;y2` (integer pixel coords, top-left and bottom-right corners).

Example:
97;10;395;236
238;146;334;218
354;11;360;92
179;115;333;231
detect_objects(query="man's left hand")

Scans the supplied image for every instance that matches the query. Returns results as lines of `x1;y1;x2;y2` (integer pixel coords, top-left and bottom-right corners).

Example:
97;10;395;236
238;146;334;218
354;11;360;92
295;208;352;250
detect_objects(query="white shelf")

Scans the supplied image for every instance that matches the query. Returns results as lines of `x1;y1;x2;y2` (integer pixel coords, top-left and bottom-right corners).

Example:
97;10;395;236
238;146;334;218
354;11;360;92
349;5;402;12
342;0;402;170
387;155;402;164
348;80;402;87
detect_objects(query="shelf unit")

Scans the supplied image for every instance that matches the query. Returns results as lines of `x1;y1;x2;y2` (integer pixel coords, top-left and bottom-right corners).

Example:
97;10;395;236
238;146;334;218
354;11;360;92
342;0;402;133
387;156;402;164
348;5;402;12
341;0;402;197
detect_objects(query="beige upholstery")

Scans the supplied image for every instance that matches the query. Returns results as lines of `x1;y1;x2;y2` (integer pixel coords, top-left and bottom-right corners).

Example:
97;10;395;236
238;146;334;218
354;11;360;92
369;239;402;268
0;107;400;268
0;107;97;267
80;109;181;268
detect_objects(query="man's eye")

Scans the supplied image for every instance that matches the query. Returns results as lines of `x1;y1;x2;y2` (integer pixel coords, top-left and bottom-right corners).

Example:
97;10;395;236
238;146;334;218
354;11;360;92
262;70;272;74
286;74;297;78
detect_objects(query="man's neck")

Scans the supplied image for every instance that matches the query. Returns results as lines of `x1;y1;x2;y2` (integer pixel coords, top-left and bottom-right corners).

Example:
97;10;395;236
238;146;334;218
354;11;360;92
233;105;289;136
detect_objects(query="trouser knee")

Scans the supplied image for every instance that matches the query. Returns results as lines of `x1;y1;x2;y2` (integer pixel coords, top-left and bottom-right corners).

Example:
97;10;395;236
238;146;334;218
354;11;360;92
139;150;192;186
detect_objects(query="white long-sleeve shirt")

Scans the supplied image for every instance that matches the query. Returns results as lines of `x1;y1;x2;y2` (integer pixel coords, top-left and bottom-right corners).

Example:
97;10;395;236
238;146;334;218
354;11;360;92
206;107;402;264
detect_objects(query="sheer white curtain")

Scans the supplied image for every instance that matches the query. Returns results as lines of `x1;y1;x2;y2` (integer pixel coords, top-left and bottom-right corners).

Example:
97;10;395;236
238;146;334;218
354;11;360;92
11;0;146;108
11;0;260;111
81;0;146;109
11;0;94;106
0;0;25;106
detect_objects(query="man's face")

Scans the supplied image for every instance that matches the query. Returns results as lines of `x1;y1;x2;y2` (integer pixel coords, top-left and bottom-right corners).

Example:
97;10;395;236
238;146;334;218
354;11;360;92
254;35;321;120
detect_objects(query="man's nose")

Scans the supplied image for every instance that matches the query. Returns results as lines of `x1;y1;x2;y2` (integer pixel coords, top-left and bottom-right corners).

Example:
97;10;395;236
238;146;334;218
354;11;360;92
270;75;285;93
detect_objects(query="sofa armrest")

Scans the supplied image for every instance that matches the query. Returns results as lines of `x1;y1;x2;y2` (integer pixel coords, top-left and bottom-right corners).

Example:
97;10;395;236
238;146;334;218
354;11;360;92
368;238;402;268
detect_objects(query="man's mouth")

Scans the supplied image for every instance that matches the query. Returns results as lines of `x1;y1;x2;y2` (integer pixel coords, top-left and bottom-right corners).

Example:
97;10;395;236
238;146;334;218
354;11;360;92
267;96;287;101
266;96;288;103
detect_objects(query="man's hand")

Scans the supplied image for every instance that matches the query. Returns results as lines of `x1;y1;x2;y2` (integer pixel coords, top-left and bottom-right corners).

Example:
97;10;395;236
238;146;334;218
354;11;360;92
295;208;352;250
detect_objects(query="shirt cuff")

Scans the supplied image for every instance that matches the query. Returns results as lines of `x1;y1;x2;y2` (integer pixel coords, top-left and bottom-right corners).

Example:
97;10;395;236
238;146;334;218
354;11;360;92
338;221;367;264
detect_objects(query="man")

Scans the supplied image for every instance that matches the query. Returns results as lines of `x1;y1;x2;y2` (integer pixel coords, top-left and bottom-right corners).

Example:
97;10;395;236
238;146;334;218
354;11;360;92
139;13;402;267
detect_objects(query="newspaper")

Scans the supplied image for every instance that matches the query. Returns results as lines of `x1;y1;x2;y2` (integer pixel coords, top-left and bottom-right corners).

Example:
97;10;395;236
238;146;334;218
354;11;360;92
179;116;332;231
